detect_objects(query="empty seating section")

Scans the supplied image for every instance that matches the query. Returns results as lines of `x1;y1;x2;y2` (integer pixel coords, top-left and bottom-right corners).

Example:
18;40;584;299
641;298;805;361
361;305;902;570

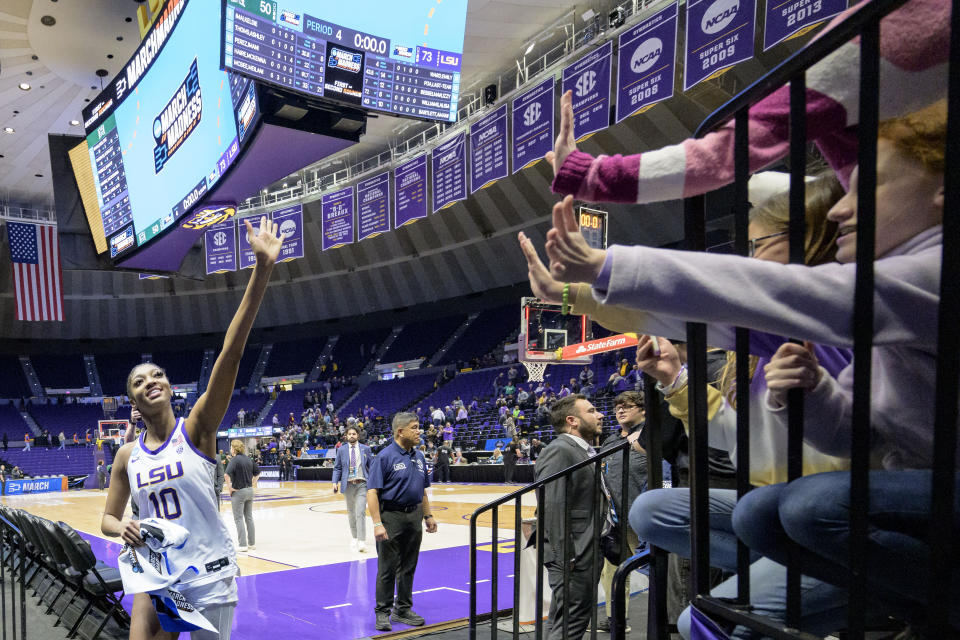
326;327;391;377
149;349;202;385
0;445;114;477
31;354;87;390
94;352;144;396
264;337;326;377
267;389;308;426
28;403;106;439
381;315;465;363
0;355;31;397
438;305;517;365
235;346;261;389
339;375;438;420
0;403;29;439
217;392;270;430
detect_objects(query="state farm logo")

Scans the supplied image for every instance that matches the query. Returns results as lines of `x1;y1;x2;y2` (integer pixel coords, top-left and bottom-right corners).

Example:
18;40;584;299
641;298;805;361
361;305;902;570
631;37;663;74
576;336;629;353
523;102;542;126
575;70;596;97
702;0;740;34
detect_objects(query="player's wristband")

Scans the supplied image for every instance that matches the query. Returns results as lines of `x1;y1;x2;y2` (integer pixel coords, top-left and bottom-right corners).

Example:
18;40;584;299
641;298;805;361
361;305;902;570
374;522;383;528
561;284;570;315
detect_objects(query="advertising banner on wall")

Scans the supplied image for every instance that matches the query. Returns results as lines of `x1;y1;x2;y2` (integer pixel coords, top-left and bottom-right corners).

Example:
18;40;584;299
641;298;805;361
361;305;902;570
394;154;429;227
357;171;391;240
431;132;468;212
512;76;555;173
204;219;237;274
684;0;757;90
470;103;509;193
616;3;678;122
561;40;613;140
321;187;355;250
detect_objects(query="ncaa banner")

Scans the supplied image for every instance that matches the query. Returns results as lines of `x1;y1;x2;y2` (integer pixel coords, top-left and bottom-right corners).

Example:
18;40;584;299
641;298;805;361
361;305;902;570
394;154;429;227
512;76;555;173
357;172;391;240
431;132;468;213
764;0;847;50
237;215;260;269
561;40;613;141
272;204;303;262
470;103;509;193
684;0;757;90
616;3;678;123
203;218;236;274
321;187;355;250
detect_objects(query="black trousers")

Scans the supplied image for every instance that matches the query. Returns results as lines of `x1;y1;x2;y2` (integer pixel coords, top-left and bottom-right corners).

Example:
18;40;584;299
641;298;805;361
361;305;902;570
504;460;516;483
375;505;423;614
545;553;599;640
435;464;450;483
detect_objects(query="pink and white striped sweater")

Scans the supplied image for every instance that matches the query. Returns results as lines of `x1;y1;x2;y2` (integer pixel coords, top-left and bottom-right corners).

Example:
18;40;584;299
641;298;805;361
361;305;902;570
551;0;949;203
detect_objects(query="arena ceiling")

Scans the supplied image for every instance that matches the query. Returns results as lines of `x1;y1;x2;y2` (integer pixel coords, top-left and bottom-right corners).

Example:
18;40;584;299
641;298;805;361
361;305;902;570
0;0;805;342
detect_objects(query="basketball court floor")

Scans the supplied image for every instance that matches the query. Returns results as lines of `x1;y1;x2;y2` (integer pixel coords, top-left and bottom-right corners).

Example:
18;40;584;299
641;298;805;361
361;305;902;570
2;480;551;639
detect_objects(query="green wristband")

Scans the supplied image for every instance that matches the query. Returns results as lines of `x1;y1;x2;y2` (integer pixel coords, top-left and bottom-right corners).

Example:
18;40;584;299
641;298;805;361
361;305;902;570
561;283;570;315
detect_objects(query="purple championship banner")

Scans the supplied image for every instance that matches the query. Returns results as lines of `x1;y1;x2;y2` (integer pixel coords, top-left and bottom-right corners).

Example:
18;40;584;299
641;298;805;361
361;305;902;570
394;155;429;227
469;103;509;193
616;3;678;123
357;172;391;240
561;40;613;141
272;204;303;262
512;76;555;173
684;0;757;90
238;216;259;269
763;0;847;50
431;132;468;213
321;187;355;250
204;219;237;274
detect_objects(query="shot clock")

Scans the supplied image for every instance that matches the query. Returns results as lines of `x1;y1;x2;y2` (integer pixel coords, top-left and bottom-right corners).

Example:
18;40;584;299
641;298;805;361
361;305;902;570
578;207;609;250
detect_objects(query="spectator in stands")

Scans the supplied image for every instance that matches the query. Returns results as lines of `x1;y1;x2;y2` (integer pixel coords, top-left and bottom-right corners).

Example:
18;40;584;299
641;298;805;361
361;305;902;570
442;422;454;447
10;466;22;479
493;372;505;396
435;443;452;483
452;448;464;465
23;432;31;451
431;406;444;427
1;433;6;451
536;394;607;640
84;428;91;446
503;439;521;483
0;465;5;496
97;459;107;491
503;381;517;399
516;386;531;408
578;365;594;388
443;405;455;422
272;414;280;429
507;366;519;384
455;405;468;424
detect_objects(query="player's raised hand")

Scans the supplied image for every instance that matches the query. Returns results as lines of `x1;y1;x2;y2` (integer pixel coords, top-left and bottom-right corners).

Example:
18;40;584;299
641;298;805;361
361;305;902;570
245;215;286;267
544;196;607;284
518;231;564;303
545;90;577;178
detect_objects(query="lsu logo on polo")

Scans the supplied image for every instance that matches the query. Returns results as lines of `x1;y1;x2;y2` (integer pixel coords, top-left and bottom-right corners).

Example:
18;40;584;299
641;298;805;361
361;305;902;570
393;462;407;471
702;0;740;34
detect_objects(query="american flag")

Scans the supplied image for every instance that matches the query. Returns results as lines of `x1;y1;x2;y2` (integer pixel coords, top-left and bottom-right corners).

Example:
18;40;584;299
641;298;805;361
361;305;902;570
6;222;63;322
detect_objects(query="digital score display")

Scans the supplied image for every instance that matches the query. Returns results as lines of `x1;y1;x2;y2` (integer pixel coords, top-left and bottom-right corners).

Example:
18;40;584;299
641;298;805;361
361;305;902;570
82;0;260;260
579;207;608;250
222;0;466;122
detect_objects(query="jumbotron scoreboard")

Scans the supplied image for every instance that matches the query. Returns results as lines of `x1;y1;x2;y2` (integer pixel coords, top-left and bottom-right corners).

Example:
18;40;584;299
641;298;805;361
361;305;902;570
222;0;467;122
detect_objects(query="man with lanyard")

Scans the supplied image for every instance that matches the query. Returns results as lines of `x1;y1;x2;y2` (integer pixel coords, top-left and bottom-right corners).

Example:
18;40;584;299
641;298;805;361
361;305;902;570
367;412;438;631
333;426;373;551
596;390;647;632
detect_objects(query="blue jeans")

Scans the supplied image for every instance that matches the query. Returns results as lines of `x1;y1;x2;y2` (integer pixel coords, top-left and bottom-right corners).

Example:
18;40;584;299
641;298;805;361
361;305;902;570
732;470;960;628
630;487;850;639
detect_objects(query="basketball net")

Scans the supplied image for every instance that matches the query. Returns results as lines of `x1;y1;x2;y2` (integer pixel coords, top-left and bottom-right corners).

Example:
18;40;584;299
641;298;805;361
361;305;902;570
522;361;549;382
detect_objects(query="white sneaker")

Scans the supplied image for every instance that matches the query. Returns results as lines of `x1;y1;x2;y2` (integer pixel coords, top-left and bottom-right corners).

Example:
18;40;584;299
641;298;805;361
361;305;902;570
349;539;358;552
248;544;256;550
237;546;248;552
357;540;367;552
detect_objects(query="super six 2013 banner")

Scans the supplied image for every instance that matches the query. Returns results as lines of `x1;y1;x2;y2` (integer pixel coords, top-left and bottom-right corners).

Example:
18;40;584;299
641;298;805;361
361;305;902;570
763;0;847;50
685;0;757;90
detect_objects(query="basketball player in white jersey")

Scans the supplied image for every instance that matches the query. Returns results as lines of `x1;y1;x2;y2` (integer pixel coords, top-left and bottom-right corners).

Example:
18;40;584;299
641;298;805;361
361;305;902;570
102;216;285;640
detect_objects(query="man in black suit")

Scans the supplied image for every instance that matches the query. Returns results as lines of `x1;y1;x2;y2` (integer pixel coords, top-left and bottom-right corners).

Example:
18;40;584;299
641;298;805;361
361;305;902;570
535;394;607;640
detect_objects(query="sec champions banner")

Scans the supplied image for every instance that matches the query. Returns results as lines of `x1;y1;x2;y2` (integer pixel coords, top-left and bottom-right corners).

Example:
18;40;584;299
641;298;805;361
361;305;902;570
272;204;303;262
204;219;237;274
561;40;613;140
616;3;678;123
684;0;757;90
357;172;391;240
321;187;355;250
512;76;555;173
763;0;847;50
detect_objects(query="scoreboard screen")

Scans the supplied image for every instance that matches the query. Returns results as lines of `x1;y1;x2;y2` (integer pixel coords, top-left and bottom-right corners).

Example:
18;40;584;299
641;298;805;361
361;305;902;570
578;207;608;250
222;0;467;122
82;0;260;260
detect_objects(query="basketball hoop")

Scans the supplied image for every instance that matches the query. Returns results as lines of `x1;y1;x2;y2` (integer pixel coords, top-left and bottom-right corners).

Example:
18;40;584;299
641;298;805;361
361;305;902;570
522;361;549;382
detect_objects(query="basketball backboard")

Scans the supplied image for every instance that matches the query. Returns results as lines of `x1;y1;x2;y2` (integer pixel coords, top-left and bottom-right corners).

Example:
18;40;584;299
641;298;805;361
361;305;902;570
518;297;592;364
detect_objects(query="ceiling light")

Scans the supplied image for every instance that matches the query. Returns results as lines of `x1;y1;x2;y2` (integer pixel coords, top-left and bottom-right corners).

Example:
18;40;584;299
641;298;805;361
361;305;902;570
18;83;31;91
3;127;14;134
524;42;535;55
282;183;288;188
40;15;56;26
69;119;80;126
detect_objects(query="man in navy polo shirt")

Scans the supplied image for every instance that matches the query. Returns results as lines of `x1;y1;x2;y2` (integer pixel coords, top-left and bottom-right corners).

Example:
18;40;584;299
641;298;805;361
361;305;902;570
367;412;438;631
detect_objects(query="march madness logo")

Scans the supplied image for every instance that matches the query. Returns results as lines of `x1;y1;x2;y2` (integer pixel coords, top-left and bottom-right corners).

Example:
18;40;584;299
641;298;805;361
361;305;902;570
154;58;202;173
